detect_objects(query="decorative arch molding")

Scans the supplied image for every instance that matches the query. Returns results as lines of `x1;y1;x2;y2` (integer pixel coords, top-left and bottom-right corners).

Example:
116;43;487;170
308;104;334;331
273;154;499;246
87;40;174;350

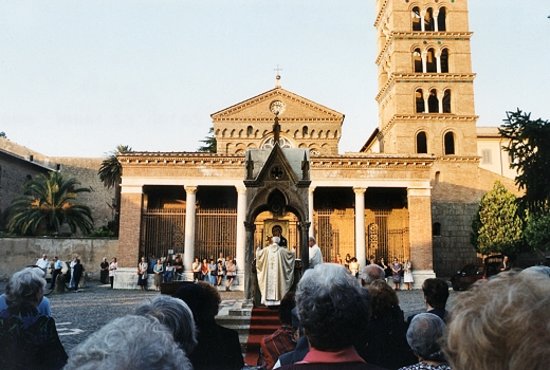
260;136;294;150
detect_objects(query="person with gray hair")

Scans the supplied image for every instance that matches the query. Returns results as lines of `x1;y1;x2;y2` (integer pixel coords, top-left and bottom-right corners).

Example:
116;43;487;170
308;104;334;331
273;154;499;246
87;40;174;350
279;263;386;369
444;270;550;370
520;264;550;278
0;266;52;316
359;263;386;286
135;295;198;355
65;315;192;370
0;267;68;369
398;313;450;370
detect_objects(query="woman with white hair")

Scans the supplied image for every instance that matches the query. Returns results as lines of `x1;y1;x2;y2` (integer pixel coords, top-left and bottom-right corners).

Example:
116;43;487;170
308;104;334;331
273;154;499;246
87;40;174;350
65;315;192;370
398;313;450;370
0;267;68;369
135;295;198;355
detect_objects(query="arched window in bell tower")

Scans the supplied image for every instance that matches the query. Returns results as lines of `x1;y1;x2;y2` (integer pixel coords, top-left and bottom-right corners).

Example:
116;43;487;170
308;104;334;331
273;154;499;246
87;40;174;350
426;48;437;73
247;125;253;136
302;126;309;137
444;132;456;155
428;89;439;113
437;7;447;31
416;131;428;153
415;89;425;113
442;90;452;113
440;48;449;73
412;7;421;31
413;49;422;72
425;8;435;31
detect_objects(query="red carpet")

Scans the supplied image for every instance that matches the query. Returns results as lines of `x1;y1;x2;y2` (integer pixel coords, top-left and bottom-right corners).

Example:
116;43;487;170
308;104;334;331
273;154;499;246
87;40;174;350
244;306;281;366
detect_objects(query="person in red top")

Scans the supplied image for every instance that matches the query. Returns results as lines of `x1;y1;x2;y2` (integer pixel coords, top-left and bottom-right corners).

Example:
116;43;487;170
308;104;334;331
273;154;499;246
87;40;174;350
259;292;297;370
200;258;210;282
279;263;388;370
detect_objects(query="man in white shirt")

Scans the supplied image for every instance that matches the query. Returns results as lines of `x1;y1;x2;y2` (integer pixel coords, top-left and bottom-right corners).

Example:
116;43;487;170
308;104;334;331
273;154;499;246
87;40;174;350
36;254;49;275
308;237;323;268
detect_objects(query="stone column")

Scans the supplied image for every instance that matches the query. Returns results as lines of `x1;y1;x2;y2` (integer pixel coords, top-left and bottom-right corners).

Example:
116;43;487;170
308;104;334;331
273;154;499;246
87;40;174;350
236;186;247;290
438;90;444;114
308;186;315;238
407;187;436;288
244;221;258;303
434;9;439;32
115;184;143;289
183;186;197;279
423;95;429;113
421;50;428;73
354;187;367;269
435;50;442;73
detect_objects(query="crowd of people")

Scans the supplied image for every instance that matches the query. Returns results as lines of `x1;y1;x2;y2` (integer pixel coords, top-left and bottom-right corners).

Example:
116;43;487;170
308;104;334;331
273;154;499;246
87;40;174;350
128;253;239;292
333;253;415;291
32;254;92;293
1;254;548;369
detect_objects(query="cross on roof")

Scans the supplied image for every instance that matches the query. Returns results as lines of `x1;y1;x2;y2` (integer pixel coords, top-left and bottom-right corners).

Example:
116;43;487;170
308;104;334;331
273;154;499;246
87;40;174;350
274;65;283;87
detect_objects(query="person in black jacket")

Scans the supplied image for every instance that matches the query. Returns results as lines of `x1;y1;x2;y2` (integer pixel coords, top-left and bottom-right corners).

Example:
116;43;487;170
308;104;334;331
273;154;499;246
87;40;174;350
173;281;244;370
0;267;68;370
72;258;84;292
363;280;417;369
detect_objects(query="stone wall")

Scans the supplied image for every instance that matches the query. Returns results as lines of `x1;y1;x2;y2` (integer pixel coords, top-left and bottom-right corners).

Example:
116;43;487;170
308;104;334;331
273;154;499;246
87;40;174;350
0;237;118;280
0;152;51;229
432;202;480;276
52;156;115;230
0;137;115;231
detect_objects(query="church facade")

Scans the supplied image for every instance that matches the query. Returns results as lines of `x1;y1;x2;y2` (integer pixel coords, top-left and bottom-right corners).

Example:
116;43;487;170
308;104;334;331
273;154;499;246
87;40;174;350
114;0;516;293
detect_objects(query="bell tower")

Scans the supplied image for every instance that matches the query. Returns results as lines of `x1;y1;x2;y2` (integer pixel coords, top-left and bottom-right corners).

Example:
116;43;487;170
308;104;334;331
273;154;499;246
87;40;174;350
374;0;478;157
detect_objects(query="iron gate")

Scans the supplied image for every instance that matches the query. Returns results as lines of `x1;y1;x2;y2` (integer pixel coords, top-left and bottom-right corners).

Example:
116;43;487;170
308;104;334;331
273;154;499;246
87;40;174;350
195;208;237;260
140;207;186;260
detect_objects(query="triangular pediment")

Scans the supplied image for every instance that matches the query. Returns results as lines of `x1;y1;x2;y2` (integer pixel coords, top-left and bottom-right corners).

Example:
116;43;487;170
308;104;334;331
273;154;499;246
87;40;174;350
211;87;344;121
245;145;310;187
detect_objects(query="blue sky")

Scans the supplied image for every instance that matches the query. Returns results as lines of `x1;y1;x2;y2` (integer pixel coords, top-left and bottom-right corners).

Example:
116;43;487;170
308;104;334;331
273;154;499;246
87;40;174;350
1;0;549;157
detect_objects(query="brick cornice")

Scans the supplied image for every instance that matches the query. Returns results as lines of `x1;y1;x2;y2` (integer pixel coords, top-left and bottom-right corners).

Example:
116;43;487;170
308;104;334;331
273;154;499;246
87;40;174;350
118;152;245;168
436;155;480;163
380;114;479;136
374;0;389;27
376;73;476;102
215;116;342;123
310;154;435;169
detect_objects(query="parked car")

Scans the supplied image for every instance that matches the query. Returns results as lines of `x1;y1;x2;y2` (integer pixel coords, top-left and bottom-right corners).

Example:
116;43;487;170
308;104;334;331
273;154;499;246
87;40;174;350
450;254;504;291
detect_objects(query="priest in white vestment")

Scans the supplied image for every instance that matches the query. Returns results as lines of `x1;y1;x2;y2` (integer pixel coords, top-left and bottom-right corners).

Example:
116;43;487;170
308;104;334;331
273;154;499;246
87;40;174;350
256;236;295;306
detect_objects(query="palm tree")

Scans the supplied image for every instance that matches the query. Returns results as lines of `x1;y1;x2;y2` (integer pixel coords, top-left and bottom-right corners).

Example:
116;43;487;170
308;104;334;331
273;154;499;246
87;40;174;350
98;145;132;235
98;145;132;189
7;172;94;236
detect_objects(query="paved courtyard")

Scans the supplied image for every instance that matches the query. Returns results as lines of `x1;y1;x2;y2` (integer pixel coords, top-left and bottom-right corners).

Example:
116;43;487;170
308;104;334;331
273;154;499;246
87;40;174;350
2;280;455;355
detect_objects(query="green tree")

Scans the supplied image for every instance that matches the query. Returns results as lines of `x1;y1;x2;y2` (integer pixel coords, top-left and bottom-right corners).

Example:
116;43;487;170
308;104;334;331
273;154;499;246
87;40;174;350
7;172;94;236
197;127;216;153
523;212;550;254
0;131;6;138
499;109;550;213
98;145;132;235
472;181;523;256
